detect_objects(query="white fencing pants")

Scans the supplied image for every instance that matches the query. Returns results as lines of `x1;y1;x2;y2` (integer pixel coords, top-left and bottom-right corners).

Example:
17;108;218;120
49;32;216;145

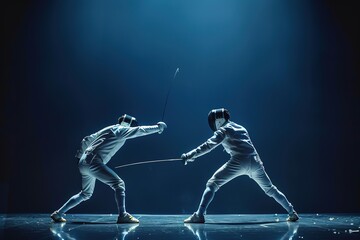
57;153;126;215
197;155;294;215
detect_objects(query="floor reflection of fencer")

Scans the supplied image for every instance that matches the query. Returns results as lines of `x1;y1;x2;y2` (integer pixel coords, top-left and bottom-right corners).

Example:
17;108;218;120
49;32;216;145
184;222;299;240
114;224;139;240
184;223;207;240
49;222;138;240
50;222;76;240
280;222;299;240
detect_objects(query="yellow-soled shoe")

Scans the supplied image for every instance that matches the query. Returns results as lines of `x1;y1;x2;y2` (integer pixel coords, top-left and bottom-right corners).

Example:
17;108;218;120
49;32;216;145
117;212;140;224
184;212;205;223
287;211;299;222
50;211;66;223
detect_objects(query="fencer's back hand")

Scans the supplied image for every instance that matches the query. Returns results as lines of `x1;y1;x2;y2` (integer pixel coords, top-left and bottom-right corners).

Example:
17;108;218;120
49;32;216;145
181;153;195;165
157;122;167;134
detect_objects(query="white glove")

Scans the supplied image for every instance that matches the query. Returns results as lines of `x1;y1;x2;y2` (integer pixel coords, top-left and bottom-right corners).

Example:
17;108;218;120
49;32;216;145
157;122;167;134
181;150;196;165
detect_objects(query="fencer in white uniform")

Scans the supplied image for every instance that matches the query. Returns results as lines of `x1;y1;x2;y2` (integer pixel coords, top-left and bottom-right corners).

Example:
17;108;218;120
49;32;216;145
181;108;299;223
51;114;167;224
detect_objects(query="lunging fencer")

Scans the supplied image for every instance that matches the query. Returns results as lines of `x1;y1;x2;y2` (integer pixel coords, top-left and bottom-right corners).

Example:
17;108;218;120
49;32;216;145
181;108;299;223
51;114;167;224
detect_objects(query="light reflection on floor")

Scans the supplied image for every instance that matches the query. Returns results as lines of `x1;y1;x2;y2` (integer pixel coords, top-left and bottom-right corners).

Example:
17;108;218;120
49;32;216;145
1;214;359;240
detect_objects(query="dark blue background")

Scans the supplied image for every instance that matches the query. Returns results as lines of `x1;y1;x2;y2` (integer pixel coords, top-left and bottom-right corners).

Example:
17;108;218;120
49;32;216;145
1;0;359;214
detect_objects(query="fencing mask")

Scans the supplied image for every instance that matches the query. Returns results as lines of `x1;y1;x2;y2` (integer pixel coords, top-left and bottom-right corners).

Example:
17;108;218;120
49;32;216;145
118;114;138;127
208;108;230;131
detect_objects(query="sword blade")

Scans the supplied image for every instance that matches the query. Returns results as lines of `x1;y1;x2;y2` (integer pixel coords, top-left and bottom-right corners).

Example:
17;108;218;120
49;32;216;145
115;158;183;168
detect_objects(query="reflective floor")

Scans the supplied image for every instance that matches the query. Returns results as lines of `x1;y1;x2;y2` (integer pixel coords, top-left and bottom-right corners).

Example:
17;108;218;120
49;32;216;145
1;213;359;240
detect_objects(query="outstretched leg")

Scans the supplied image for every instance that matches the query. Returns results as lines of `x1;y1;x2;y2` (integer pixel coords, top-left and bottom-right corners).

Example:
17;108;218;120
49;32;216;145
250;156;298;221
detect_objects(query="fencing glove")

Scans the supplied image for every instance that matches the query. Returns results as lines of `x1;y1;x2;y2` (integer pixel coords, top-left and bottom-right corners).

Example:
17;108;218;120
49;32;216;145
157;122;167;134
181;150;196;165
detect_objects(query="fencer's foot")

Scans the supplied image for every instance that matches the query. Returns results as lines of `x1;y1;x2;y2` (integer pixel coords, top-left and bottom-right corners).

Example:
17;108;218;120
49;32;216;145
184;212;205;223
117;212;140;224
287;211;299;222
50;211;66;223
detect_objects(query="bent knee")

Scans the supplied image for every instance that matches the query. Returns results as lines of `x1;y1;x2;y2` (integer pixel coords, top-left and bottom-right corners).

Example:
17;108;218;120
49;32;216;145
111;179;125;191
80;191;93;201
206;181;219;192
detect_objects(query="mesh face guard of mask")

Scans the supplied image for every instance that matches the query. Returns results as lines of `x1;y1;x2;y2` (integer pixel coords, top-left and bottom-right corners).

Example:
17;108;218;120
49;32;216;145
118;114;138;127
208;108;230;131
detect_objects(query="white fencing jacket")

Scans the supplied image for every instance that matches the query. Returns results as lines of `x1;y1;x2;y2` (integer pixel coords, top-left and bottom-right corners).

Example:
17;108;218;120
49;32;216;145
188;121;258;159
75;124;160;164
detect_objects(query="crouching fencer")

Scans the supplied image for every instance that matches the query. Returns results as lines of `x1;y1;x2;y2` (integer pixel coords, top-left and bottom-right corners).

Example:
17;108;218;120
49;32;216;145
181;108;299;223
51;114;167;224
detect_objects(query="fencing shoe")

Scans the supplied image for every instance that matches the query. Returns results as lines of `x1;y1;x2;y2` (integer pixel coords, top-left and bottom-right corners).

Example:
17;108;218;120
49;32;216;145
287;211;299;222
184;212;205;223
117;212;140;224
51;211;66;223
